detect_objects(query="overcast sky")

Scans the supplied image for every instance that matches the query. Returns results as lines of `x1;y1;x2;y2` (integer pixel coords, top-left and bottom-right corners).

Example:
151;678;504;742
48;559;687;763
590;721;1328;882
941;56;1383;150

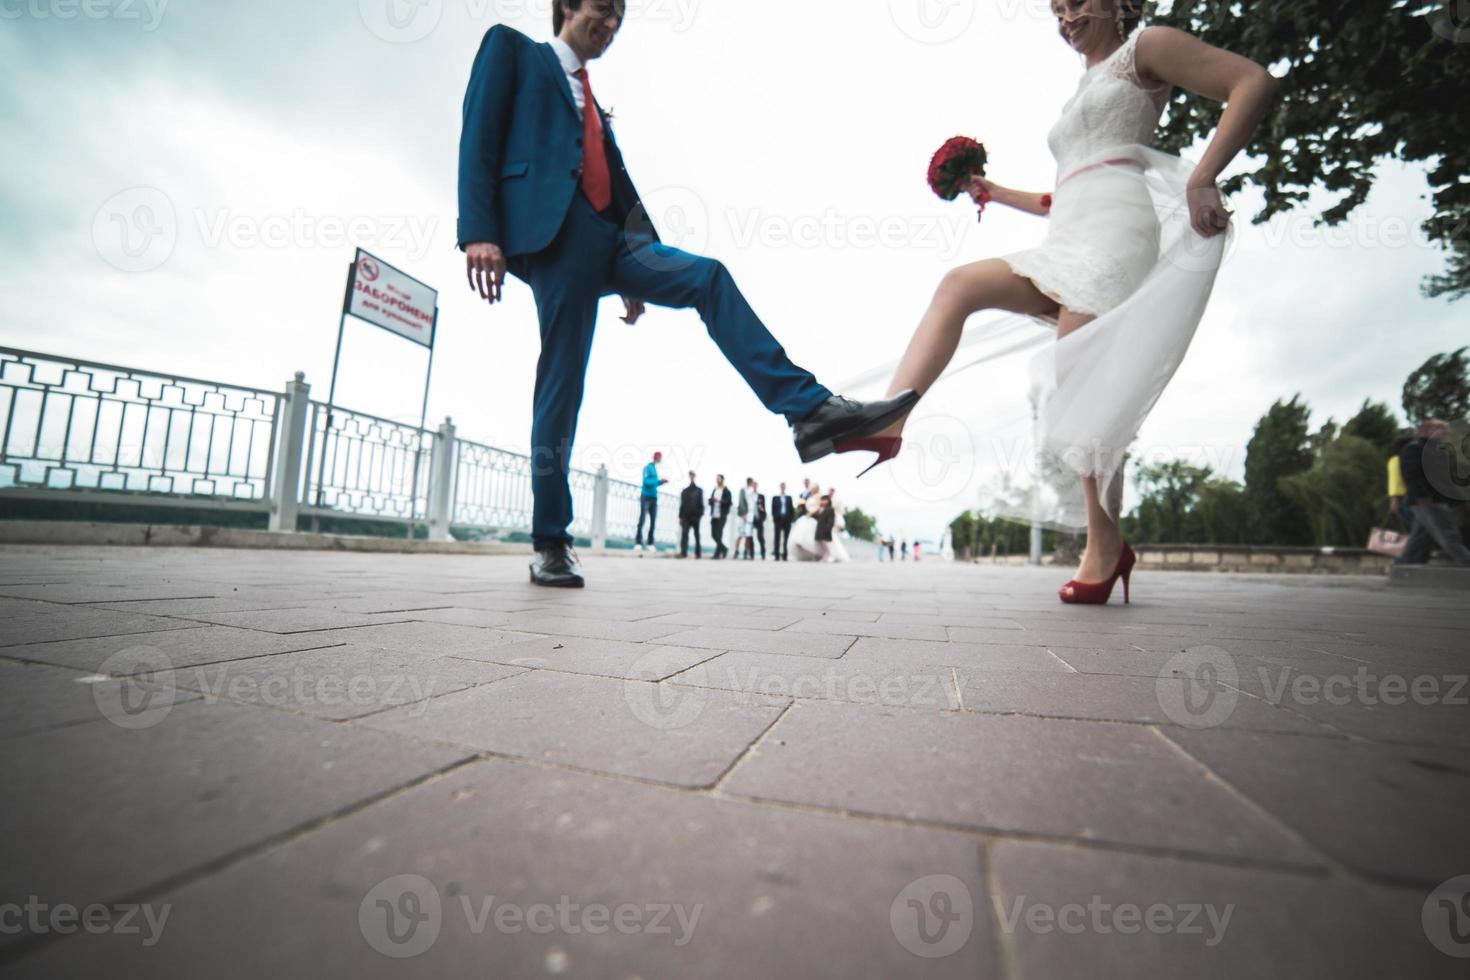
1;0;1462;542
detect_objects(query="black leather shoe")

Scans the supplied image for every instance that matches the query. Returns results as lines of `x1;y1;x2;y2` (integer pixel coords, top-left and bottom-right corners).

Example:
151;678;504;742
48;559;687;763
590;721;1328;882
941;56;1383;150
792;390;920;464
529;543;585;588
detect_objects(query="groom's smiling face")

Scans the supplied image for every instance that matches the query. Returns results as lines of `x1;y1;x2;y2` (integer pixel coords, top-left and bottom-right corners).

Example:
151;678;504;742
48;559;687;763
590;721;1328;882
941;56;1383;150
560;0;625;62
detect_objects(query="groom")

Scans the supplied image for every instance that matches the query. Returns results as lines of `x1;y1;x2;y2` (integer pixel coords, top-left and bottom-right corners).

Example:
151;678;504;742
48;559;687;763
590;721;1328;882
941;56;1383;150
458;0;916;588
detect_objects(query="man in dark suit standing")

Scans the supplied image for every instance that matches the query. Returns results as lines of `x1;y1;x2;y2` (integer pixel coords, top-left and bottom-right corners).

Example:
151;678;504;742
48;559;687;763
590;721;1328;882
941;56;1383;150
747;481;768;560
770;482;795;561
457;1;918;588
678;471;704;559
708;475;732;560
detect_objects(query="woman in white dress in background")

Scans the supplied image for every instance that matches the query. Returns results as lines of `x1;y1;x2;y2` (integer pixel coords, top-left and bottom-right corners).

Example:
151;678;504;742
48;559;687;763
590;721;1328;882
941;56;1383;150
852;0;1277;604
789;483;852;562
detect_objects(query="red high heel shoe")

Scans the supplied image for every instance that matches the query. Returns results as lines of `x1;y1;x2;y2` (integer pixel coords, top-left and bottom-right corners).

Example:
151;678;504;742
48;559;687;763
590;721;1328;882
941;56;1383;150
1058;543;1136;605
833;436;902;478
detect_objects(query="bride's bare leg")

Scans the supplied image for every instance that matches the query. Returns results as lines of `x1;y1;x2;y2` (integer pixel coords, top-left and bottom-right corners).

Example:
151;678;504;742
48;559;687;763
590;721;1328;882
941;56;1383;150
1056;307;1127;582
877;259;1059;437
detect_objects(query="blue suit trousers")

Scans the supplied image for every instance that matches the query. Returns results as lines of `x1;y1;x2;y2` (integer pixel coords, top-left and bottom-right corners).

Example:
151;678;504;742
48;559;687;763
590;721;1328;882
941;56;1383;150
517;196;832;548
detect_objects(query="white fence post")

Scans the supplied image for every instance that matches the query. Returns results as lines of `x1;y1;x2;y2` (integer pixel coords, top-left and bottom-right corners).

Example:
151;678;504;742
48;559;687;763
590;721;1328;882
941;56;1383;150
592;464;609;550
427;417;456;542
268;372;310;533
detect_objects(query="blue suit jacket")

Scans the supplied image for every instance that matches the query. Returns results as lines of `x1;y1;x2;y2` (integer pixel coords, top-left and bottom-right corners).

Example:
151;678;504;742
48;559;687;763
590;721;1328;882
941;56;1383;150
457;25;658;259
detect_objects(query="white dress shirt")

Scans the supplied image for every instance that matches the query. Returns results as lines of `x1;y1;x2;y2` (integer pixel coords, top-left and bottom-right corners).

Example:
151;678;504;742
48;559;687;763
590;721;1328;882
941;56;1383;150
549;37;587;118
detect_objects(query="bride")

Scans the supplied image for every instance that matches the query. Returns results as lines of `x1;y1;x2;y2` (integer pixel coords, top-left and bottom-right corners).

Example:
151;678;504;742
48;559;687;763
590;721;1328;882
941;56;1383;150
789;483;851;562
843;0;1276;604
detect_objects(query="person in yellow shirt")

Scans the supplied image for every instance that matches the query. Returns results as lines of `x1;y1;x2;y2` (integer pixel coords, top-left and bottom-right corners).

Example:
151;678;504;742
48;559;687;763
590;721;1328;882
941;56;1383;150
1387;436;1415;533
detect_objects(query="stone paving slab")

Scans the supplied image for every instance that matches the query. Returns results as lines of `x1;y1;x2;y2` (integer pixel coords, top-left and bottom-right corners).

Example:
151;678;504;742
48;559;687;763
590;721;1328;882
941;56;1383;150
361;670;788;787
988;841;1452;979
479;634;719;681
169;644;528;720
1;546;1466;976
847;636;1075;673
655;625;858;659
723;702;1318;866
5;759;996;979
951;668;1330;735
669;650;962;709
0;699;469;943
0;608;200;647
0;660;200;739
1;626;346;673
1161;728;1470;887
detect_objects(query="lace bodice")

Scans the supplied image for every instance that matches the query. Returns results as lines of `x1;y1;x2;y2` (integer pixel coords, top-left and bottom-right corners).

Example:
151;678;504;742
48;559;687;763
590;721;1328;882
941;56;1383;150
1048;29;1171;177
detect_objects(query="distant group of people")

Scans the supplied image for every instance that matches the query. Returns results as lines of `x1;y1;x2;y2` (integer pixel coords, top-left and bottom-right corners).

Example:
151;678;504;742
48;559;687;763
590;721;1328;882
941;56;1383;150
875;537;920;562
1387;419;1470;566
632;454;849;562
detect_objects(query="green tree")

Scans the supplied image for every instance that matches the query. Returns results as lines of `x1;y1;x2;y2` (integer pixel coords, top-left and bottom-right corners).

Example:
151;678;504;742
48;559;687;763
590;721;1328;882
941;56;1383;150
1244;396;1315;546
949;511;978;559
1402;347;1470;423
1280;434;1383;547
843;507;877;542
1150;0;1470;300
1125;459;1211;544
1342;399;1402;453
1194;479;1254;545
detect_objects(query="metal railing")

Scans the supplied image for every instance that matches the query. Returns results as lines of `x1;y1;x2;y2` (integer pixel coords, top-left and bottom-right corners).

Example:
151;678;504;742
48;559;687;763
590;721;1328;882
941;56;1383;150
0;347;278;508
0;347;682;546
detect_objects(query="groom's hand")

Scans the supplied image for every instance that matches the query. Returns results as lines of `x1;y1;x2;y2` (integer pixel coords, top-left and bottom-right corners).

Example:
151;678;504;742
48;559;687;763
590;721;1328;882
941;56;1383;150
465;242;507;304
620;297;646;325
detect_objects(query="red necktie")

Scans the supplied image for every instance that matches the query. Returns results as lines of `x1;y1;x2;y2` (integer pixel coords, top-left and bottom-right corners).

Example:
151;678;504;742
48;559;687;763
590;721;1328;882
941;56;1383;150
574;68;612;213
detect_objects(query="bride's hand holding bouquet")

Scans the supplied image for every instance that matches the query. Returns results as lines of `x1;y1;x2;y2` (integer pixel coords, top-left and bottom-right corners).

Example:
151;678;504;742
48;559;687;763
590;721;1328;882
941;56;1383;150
926;136;1052;221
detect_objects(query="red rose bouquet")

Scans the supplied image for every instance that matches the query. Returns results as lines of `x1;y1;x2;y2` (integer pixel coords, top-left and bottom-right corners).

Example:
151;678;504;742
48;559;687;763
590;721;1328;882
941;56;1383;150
927;136;988;203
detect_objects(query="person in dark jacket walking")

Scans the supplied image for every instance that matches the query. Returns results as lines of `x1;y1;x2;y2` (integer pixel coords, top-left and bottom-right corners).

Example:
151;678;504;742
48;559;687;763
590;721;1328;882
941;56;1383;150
1397;419;1470;566
678;471;705;559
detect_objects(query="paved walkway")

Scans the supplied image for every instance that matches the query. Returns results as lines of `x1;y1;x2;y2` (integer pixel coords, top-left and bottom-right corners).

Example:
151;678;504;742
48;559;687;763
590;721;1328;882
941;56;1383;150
0;545;1466;978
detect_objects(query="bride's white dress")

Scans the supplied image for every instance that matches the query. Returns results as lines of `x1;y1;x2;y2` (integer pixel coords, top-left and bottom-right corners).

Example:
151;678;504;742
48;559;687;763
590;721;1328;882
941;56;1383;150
848;27;1229;529
790;501;851;562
